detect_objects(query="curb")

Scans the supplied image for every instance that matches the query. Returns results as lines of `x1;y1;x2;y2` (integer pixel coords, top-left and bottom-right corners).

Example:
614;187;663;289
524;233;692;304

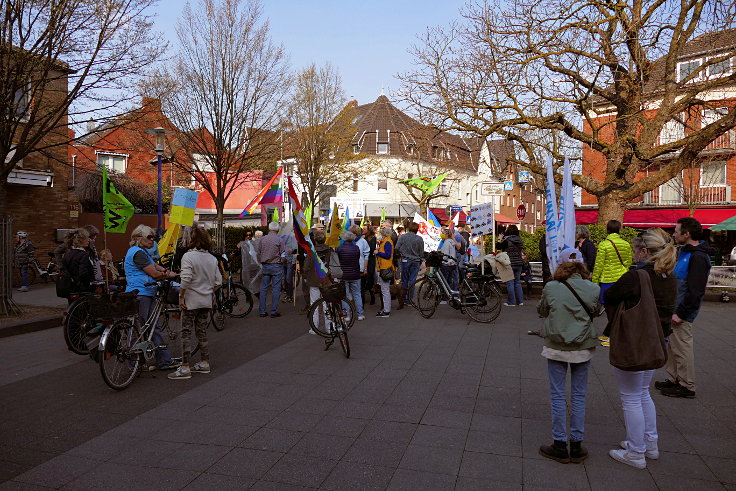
0;315;63;339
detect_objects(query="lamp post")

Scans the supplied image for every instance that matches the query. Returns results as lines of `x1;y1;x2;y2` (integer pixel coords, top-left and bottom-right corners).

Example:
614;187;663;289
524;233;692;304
145;127;174;238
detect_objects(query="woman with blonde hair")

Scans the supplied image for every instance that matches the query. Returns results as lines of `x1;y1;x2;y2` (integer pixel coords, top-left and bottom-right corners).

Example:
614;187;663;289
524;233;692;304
604;228;678;469
124;224;179;371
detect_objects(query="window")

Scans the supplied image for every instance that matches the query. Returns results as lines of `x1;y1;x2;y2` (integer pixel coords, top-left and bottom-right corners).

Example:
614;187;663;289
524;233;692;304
703;107;728;129
353;144;360;154
659;114;685;144
708;56;732;78
701;161;726;186
97;153;127;173
660;176;682;203
678;60;701;82
10;82;30;120
352;178;359;192
432;146;441;159
377;142;389;154
439;183;447;195
377;178;388;191
192;153;216;173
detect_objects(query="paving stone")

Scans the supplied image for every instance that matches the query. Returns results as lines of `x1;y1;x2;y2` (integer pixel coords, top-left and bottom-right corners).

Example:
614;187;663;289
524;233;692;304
398;444;463;476
332;400;382;419
455;476;523;490
288;432;354;460
183;473;257;490
387;468;457;490
266;410;323;432
1;481;57;491
465;428;522;457
583;463;658;490
411;425;468;450
315;415;370;438
320;461;394;490
522;457;590;489
650;474;728;490
286;397;338;415
262;454;337;488
702;456;736;484
250;479;317;490
239;427;304;453
429;395;476;413
11;454;100;489
156;443;232;472
343;438;408;468
361;420;418;444
372;404;426;424
419;408;473;429
62;461;198;490
458;451;522;484
646;450;718;481
205;447;283;479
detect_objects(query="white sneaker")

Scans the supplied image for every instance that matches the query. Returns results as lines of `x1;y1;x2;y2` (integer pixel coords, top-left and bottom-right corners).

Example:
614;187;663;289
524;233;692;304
503;302;515;307
609;448;646;469
17;286;28;292
620;440;659;459
357;316;365;321
308;329;317;335
518;303;524;306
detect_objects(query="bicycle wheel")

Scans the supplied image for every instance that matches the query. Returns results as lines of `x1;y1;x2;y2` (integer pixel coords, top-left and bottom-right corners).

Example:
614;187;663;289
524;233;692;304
210;309;226;331
334;314;350;359
308;298;333;337
415;278;439;318
99;319;142;390
461;280;502;323
64;297;92;355
223;283;253;318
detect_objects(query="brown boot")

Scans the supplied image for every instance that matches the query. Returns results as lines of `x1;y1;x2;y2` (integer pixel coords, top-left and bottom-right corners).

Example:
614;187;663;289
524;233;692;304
539;440;570;463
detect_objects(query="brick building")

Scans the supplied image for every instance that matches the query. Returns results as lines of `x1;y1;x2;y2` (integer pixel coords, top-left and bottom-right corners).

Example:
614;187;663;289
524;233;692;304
580;29;736;229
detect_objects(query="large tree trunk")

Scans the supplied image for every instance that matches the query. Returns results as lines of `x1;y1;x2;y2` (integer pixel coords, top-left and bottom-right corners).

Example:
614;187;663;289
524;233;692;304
596;192;627;226
215;201;225;254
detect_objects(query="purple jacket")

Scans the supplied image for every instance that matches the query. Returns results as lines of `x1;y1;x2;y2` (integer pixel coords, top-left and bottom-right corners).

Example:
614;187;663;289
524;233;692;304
336;242;361;281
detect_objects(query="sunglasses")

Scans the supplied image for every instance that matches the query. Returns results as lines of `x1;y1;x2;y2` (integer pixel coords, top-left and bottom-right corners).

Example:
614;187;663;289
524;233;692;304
146;235;156;240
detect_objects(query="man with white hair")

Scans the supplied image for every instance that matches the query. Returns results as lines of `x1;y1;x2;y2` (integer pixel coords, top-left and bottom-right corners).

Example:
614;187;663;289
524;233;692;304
256;222;285;317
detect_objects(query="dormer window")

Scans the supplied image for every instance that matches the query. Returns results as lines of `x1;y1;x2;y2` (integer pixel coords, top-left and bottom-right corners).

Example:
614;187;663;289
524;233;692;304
708;56;733;78
377;142;389;154
678;59;701;82
353;144;360;154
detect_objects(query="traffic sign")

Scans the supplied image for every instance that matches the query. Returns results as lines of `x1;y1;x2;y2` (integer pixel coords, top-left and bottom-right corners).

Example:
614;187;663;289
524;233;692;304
504;181;513;191
516;204;526;221
519;171;530;183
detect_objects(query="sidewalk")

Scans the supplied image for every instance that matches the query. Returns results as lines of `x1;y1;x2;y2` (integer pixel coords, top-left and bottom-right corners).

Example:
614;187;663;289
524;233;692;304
4;300;736;490
0;284;65;338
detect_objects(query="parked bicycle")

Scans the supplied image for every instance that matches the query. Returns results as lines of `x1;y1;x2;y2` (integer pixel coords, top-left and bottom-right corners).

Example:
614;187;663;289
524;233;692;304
208;258;254;331
22;252;60;285
307;282;354;358
411;251;503;323
95;279;199;390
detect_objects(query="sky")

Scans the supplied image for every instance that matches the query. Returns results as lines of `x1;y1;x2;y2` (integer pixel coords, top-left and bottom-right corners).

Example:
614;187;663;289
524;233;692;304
153;0;466;107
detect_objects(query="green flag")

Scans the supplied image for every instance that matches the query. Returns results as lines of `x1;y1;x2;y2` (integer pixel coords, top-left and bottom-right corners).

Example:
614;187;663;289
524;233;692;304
271;208;279;223
360;215;367;228
380;208;386;223
304;202;313;228
398;174;448;196
102;165;134;233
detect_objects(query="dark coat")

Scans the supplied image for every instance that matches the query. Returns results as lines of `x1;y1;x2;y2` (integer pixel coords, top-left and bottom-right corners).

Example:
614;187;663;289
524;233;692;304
578;238;597;274
62;248;95;292
336;242;361;281
500;235;523;266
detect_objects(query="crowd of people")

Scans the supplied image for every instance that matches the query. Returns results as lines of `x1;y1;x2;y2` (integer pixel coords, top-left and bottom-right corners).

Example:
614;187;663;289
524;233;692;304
11;213;724;470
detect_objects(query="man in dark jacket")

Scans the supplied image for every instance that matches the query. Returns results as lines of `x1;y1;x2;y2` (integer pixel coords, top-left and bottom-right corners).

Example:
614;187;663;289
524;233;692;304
576;225;597;274
656;217;713;399
499;225;525;306
394;222;425;304
336;231;365;321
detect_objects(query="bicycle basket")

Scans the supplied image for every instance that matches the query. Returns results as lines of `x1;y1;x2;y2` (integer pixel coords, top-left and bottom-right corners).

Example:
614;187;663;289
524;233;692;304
87;292;139;319
426;251;444;268
320;282;346;303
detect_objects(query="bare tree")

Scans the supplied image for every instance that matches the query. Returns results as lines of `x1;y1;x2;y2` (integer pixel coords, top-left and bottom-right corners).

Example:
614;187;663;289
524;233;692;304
398;0;736;224
146;0;288;251
0;0;165;212
284;63;369;210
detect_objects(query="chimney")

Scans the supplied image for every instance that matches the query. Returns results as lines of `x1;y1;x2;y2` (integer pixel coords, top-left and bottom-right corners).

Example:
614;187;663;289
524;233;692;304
86;121;96;133
142;97;162;113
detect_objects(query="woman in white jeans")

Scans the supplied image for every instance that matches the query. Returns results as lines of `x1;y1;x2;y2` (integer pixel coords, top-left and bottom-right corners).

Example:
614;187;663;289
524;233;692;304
603;228;678;469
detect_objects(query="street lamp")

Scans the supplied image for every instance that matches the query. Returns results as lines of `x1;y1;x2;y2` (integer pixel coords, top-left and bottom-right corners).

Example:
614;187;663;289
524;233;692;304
145;126;174;238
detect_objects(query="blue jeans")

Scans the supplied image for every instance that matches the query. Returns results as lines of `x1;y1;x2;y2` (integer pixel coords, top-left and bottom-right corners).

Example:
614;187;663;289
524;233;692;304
506;265;524;305
547;359;590;442
344;279;364;317
400;260;421;303
441;264;459;292
283;262;295;298
137;295;173;368
20;265;29;288
260;263;283;315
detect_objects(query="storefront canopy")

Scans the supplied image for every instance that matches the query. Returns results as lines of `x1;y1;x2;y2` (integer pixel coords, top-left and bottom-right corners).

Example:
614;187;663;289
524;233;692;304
710;215;736;231
575;208;736;229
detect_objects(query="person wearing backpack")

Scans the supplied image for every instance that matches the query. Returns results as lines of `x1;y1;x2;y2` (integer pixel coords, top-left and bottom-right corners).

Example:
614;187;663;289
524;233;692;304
537;248;600;464
602;228;678;469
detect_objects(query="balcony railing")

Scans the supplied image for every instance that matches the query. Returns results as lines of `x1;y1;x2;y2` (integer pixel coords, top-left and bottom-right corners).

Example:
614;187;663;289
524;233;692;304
705;130;735;151
643;185;731;205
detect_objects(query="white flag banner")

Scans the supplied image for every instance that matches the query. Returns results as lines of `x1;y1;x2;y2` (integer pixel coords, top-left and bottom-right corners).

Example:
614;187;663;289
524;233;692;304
413;213;441;252
544;158;560;271
468;202;494;237
557;157;577;255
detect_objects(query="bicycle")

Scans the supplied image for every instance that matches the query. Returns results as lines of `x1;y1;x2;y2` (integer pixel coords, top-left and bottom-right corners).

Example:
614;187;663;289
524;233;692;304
208;261;254;331
412;251;503;323
307;282;354;358
96;279;199;390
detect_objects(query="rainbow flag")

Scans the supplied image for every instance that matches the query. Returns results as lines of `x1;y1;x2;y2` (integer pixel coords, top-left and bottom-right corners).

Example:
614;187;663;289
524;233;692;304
287;177;328;279
238;167;283;217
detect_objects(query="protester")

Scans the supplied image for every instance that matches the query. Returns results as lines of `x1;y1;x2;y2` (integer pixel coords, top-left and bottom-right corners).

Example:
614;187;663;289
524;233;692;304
282;232;298;303
655;217;713;399
576;225;597;274
336;230;365;321
61;228;95;302
604;228;677;468
499;225;525;306
169;227;222;380
99;248;120;286
361;225;377;306
438;227;460;291
124;224;179;371
300;230;332;334
375;227;394;318
14;231;35;292
520;251;533;296
351;224;371;297
494;248;515;302
591;220;632;303
83;224;103;281
256;222;285;317
394;222;425;304
539;234;551;284
383;219;398;245
238;229;261;297
537;248;600;464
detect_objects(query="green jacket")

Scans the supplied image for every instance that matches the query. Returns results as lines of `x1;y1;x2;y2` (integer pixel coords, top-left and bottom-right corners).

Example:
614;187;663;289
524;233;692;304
537;274;600;351
591;233;632;284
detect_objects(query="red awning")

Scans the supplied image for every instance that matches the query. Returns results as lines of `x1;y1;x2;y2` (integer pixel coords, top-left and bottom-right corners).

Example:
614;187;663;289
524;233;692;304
575;207;736;229
495;213;518;224
430;208;468;224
